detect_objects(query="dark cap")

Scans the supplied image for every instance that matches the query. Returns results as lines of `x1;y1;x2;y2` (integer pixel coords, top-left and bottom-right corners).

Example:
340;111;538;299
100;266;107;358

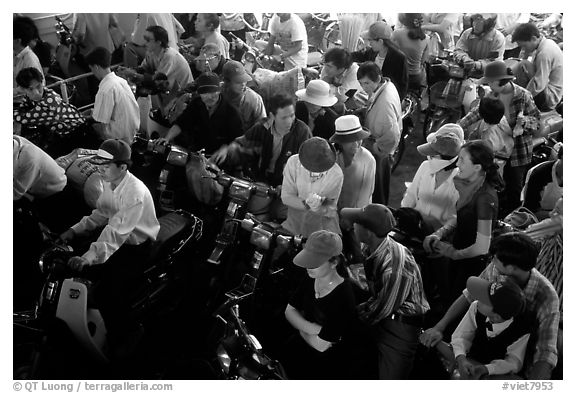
298;137;336;173
89;139;132;165
340;204;396;238
196;72;221;94
467;277;526;320
223;60;252;83
293;230;343;269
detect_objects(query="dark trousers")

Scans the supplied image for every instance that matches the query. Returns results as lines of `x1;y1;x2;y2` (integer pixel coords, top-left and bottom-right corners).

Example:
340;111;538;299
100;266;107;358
84;241;151;336
502;162;529;216
373;153;392;205
372;318;421;379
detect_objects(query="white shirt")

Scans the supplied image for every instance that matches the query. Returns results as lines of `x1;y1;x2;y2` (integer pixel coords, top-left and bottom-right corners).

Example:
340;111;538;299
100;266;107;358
401;157;459;229
14;46;44;91
71;171;160;265
451;301;530;376
92;72;141;144
13;135;67;200
281;155;343;236
269;14;308;69
336;147;376;209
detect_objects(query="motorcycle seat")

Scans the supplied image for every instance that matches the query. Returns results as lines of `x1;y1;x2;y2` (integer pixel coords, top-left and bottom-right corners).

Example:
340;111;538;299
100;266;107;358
143;211;192;268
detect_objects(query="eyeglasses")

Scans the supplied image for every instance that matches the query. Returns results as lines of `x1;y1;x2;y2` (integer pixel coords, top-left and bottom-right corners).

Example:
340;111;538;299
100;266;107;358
194;55;218;63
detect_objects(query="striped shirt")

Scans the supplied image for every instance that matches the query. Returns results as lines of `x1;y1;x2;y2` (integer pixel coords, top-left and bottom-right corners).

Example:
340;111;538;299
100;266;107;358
459;83;540;167
463;263;559;369
358;236;429;325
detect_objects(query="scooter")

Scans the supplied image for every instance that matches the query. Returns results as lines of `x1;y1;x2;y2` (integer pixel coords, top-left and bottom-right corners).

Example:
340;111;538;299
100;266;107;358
14;209;204;372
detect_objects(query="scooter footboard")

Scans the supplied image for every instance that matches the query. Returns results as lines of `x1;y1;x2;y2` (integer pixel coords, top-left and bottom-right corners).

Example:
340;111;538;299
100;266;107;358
55;279;108;363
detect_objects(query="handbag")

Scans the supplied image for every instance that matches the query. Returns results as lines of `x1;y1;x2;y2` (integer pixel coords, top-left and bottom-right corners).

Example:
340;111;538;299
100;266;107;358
503;207;539;230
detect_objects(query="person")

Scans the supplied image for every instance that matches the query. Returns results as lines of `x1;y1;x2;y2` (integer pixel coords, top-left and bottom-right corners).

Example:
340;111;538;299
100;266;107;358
59;139;160;351
266;13;308;70
159;72;243;155
211;92;311;187
458;60;540;215
123;13;184;67
465;97;514;176
421;13;461;54
496;13;531;59
191;42;227;78
401;123;463;232
13;16;52;75
13;135;67;202
282;230;371;379
340;203;429;379
13;67;86;156
294;79;342;140
454;13;505;76
420;232;560;380
522;145;562;220
356;61;402;205
281;137;343;237
352;21;409;99
14;16;43;94
221;60;266;132
72;13;123;62
447;277;535;379
331;115;375;210
392;13;430;95
511;23;563;112
85;47;140;144
423;140;504;304
319;47;365;107
194;13;230;60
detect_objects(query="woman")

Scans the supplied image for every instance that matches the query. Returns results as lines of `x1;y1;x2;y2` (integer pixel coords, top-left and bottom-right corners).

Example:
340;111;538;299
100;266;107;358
356;61;402;205
281;137;343;237
392;13;430;95
423;140;504;303
458;60;540;215
282;230;371;379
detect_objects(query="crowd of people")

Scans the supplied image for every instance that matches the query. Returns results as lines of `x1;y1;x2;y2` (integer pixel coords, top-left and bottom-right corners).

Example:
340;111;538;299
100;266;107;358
13;12;563;380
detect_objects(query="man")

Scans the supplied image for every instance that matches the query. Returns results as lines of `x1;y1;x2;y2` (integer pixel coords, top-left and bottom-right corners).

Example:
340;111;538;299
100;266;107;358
340;203;429;379
294;79;343;140
320;47;366;107
195;13;230;59
14;17;43;94
13;135;66;201
454;14;505;76
123;13;184;67
420;232;560;379
211;92;311;187
158;72;243;155
85;47;140;144
72;13;123;61
192;43;227;79
512;22;563;112
221;60;266;132
352;21;409;99
59;139;160;349
266;13;308;70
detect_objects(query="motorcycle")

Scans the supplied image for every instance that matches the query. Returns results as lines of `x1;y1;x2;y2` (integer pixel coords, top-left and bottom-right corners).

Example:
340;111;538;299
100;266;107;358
53;15;77;79
391;91;419;173
14;209;204;375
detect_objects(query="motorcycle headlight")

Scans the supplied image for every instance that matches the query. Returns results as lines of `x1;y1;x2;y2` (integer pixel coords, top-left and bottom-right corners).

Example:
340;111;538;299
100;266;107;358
216;344;232;374
229;180;253;201
250;226;273;250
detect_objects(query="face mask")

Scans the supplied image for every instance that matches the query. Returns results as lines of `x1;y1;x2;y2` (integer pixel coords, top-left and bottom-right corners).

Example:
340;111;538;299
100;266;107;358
428;156;457;173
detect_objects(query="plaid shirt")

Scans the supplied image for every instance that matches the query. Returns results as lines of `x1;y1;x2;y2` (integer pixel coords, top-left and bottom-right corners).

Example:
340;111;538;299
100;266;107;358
463;263;559;369
459;83;540;167
358;236;430;325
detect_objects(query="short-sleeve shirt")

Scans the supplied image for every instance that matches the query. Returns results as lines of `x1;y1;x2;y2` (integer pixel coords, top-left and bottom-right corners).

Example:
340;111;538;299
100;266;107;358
269;14;308;68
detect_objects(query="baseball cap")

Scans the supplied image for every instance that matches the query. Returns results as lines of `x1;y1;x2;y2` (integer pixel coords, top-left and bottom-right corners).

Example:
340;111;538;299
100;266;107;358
196;72;221;94
222;60;252;83
417;123;464;158
340;204;396;238
88;139;132;165
293;230;343;269
361;21;393;41
467;277;526;320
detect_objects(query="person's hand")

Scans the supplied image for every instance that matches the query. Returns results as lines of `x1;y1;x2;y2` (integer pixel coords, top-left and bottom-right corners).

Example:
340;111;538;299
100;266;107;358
59;228;76;244
419;326;444;347
513;123;525;137
423;234;441;254
210;145;229;166
471;364;489;379
305;193;324;212
68;256;91;272
456;355;475;379
433;241;457;258
302;67;320;81
153;137;170;147
525;361;553;380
